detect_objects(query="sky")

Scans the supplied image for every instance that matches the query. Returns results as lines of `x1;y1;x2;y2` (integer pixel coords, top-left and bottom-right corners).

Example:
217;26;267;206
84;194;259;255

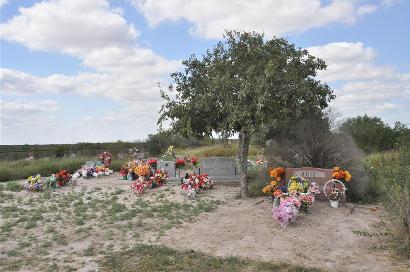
0;0;409;145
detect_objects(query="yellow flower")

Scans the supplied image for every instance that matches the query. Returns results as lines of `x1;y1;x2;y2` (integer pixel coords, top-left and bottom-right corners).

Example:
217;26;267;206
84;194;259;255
288;182;299;193
270;180;277;186
345;171;352;182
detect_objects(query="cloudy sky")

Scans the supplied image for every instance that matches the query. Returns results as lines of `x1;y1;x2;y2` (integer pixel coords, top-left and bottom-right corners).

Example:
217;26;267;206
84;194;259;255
1;0;409;144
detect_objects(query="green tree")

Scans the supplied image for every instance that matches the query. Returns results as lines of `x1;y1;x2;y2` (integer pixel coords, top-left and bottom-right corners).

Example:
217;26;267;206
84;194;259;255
340;115;397;153
159;31;334;197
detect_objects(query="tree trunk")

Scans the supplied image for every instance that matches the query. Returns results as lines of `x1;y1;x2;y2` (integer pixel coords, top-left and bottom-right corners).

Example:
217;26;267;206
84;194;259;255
237;128;251;198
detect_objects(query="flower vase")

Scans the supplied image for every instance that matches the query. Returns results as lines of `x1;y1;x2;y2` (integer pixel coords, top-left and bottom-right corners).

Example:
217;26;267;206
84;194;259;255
330;200;339;208
273;197;280;207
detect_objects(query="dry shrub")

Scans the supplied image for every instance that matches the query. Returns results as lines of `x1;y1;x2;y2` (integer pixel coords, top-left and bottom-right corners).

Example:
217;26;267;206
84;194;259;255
264;113;368;201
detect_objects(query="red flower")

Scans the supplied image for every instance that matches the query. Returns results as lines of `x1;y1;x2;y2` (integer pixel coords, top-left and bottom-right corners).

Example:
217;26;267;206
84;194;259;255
176;159;185;169
190;157;199;166
147;159;158;165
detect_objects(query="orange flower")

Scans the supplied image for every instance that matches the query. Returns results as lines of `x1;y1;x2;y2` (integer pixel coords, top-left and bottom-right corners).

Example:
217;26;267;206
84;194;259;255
276;176;282;182
273;189;283;198
270;169;278;178
276;167;285;175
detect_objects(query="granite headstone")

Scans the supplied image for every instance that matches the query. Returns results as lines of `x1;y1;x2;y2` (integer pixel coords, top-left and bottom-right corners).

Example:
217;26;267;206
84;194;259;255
157;160;180;182
200;157;239;184
284;167;333;200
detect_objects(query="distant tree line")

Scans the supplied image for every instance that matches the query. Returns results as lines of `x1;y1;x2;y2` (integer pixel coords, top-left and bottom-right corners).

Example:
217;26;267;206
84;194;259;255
0;136;221;161
339;115;409;153
0;142;143;160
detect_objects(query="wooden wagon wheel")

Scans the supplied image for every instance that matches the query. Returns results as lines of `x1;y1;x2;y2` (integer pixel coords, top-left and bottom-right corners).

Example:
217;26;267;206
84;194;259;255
323;179;346;201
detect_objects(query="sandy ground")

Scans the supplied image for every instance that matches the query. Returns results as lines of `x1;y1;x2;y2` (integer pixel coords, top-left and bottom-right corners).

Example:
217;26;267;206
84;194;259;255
1;174;409;271
159;189;410;272
0;174;234;271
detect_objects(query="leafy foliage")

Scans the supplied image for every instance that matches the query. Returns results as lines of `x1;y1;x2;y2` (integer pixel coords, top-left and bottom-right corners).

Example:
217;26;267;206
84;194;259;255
340;115;409;153
159;30;334;196
159;30;333;138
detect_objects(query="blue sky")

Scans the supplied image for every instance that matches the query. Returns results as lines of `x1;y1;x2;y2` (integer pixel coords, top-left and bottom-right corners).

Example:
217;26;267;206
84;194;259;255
1;0;409;144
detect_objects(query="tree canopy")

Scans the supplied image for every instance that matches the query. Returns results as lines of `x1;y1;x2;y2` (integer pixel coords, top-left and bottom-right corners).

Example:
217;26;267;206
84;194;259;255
159;30;335;197
340;115;409;153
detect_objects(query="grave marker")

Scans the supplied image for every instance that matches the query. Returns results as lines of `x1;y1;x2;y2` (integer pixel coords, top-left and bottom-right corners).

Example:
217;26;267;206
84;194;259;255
284;167;333;199
200;157;239;184
157;160;181;182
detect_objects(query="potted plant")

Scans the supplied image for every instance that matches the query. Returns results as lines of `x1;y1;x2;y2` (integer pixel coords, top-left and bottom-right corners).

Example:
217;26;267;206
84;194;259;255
328;188;342;208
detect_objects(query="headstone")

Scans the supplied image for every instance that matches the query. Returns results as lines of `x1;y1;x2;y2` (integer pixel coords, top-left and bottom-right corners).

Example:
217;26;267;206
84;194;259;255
157;160;180;182
200;157;239;184
284;167;333;200
85;160;101;167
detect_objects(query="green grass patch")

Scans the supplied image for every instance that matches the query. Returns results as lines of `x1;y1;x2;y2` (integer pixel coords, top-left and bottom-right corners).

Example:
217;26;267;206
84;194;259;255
100;244;322;272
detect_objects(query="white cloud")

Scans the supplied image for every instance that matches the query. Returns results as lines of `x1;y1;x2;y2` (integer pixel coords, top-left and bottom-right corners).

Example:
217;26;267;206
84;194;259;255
0;0;181;144
132;0;379;39
0;0;8;8
307;42;397;82
0;0;180;103
1;100;60;114
307;42;410;121
0;0;137;57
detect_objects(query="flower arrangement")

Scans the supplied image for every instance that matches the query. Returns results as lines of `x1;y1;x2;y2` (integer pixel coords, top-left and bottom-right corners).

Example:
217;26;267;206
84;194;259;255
271;178;321;227
55;169;71;187
269;167;285;183
99;151;112;167
131;177;151;195
287;176;309;195
146;159;158;167
45;174;57;189
150;169;168;188
272;197;299;228
262;167;286;197
181;173;213;198
95;165;113;176
119;166;128;179
256;159;268;165
332;167;352;183
189;157;199;167
81;166;97;178
299;193;315;212
262;180;279;196
328;188;343;201
175;158;185;169
199;174;213;190
119;161;138;179
162;145;176;161
24;175;42;191
134;164;150;177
